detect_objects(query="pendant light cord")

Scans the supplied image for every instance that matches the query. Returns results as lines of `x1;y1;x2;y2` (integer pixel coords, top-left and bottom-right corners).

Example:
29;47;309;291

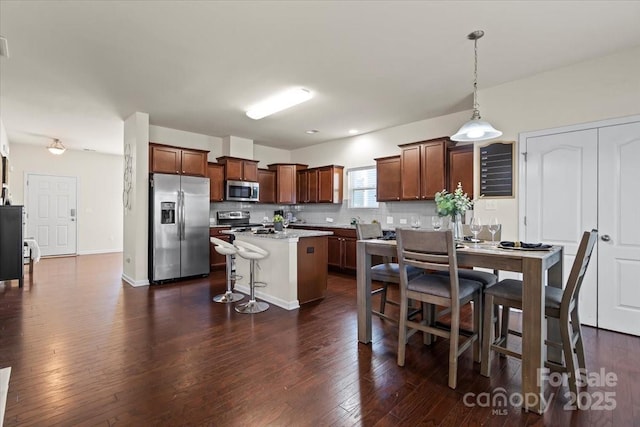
472;36;480;119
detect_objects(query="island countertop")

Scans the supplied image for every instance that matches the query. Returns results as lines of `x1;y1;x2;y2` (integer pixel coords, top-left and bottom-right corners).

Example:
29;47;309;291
222;229;333;240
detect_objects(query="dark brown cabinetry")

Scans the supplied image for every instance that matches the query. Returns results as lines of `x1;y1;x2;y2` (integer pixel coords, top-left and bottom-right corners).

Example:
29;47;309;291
0;206;24;287
317;166;344;203
207;163;225;202
209;227;231;271
375;156;401;201
447;144;474;200
149;143;208;177
268;163;308;205
258;169;276;204
216;156;259;182
328;228;357;272
399;138;446;200
297;236;329;304
296;169;318;203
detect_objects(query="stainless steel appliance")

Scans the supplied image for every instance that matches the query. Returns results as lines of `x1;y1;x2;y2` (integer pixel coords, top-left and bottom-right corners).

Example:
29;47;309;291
226;180;259;202
216;210;263;231
149;173;210;283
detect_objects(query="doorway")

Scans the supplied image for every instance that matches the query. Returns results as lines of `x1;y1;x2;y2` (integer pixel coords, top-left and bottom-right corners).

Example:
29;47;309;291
520;115;640;336
25;174;78;256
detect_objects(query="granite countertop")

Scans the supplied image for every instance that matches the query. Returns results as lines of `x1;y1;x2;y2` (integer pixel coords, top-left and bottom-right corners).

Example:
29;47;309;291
222;228;333;240
291;223;355;229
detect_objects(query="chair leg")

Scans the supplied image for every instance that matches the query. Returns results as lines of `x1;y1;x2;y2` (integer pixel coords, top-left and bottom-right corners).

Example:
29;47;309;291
493;305;500;338
481;294;495;377
561;319;579;402
423;302;433;345
448;303;460;389
380;283;388;314
500;304;510;358
473;293;482;363
397;293;409;367
571;307;587;383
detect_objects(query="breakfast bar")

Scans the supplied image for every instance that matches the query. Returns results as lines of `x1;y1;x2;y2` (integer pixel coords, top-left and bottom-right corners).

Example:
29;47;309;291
228;229;333;310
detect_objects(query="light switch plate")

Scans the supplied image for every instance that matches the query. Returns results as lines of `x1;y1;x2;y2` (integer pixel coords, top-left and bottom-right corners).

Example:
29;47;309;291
399;218;407;224
326;217;334;223
386;216;393;224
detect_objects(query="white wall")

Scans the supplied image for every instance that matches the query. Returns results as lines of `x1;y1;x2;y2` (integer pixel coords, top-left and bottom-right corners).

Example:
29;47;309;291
9;143;123;254
291;45;640;240
149;125;224;162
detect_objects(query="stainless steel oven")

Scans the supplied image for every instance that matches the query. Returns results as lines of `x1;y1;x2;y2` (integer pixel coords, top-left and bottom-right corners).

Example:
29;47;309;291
225;180;259;202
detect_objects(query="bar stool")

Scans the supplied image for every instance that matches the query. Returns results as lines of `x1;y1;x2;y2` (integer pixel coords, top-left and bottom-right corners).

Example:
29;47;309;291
233;239;269;314
210;237;245;303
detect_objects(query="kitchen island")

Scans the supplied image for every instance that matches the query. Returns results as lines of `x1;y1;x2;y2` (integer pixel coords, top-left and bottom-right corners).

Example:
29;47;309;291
225;229;333;310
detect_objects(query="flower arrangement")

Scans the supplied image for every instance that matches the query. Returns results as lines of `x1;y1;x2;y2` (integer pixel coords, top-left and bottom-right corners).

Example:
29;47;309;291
272;214;284;223
435;182;471;217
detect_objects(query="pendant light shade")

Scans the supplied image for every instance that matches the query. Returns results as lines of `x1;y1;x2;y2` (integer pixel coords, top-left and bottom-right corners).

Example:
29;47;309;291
47;138;66;155
451;30;502;143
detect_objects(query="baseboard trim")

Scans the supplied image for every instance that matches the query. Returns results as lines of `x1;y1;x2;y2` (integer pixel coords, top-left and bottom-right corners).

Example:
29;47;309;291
234;284;300;311
78;249;123;255
122;273;149;287
0;366;11;427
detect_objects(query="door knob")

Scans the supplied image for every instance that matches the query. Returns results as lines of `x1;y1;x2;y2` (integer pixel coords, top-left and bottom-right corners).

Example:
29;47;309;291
601;235;611;242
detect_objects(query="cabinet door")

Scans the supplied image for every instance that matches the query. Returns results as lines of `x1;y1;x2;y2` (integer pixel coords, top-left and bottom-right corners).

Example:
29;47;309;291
327;236;342;269
224;158;244;181
343;237;358;270
307;169;318;203
276;165;297;204
401;145;421;200
421;141;446;199
243;161;258;182
181;149;207;176
297;170;308;203
258;169;276;203
376;156;401;201
150;145;181;174
448;145;474;200
207;163;225;202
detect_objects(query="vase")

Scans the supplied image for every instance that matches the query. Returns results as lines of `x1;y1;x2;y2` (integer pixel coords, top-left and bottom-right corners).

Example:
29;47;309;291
451;213;463;241
274;222;283;231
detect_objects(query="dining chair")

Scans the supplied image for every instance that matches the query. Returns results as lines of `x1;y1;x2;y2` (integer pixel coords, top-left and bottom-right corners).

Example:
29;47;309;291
356;223;423;321
481;229;598;401
396;229;483;389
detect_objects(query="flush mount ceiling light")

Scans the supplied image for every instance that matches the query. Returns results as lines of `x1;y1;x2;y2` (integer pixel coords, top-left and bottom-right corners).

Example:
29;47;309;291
246;88;312;120
305;129;319;134
451;30;502;143
47;138;66;155
348;129;359;135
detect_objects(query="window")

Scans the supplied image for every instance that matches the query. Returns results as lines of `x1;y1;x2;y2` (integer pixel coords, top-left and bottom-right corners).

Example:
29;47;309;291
348;166;378;208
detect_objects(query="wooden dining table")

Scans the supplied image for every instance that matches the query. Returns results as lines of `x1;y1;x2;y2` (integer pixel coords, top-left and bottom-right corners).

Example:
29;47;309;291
356;238;564;414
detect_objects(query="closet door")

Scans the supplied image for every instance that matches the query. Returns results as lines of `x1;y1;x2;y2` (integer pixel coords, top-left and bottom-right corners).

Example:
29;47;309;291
598;121;640;335
523;129;598;326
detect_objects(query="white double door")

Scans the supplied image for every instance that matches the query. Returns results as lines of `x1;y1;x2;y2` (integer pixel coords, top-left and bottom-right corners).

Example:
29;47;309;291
522;116;640;336
26;174;77;256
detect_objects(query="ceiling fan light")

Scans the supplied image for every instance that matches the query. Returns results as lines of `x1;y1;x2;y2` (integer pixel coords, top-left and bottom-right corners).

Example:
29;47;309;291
246;88;312;120
47;139;66;155
451;119;502;142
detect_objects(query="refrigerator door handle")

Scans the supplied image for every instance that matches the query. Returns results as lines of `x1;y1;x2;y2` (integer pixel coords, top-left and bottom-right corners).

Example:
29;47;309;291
177;190;182;240
180;190;186;240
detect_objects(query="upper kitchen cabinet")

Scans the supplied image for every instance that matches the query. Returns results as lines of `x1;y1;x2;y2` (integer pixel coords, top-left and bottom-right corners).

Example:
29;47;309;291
216;156;259;182
149;143;208;177
399;137;447;200
297;168;318;203
207;163;225;202
268;163;308;204
375;155;401;201
257;169;276;204
447;144;474;199
317;165;344;203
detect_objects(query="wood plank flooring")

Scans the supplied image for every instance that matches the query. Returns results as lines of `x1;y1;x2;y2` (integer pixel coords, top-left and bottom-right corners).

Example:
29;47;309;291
1;253;638;426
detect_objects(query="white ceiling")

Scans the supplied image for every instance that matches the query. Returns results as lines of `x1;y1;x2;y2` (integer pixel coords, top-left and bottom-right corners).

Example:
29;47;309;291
1;1;639;155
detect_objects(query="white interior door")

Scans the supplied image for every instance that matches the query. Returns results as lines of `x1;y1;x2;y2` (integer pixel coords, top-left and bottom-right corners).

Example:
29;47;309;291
523;129;599;326
26;174;77;256
597;122;640;335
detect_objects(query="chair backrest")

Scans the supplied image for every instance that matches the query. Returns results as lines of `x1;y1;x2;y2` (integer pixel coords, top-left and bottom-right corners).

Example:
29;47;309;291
233;239;269;257
210;237;235;251
462;224;502;241
562;229;598;314
396;229;460;301
356;223;383;240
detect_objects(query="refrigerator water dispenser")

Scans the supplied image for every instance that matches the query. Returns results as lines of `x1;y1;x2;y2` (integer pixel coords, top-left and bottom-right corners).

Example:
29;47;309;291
160;202;176;224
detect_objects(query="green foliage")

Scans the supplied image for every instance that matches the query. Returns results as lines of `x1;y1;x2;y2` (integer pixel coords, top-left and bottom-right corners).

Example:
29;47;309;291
273;214;284;223
435;183;471;217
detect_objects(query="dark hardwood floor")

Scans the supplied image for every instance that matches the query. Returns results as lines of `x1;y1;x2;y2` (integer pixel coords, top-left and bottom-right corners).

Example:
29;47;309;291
1;253;638;426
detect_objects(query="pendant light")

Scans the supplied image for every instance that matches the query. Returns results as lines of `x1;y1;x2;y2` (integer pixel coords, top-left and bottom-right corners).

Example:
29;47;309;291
451;30;502;142
47;138;66;155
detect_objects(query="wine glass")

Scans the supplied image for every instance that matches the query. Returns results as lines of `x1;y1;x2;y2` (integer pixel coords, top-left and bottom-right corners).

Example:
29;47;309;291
283;218;290;232
262;216;269;228
410;216;421;229
431;216;442;231
469;217;482;246
488;218;500;246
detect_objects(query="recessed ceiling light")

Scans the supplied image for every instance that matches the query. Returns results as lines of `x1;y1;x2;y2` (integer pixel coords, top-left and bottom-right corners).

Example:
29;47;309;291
0;36;9;58
305;129;319;134
246;88;313;120
348;129;359;135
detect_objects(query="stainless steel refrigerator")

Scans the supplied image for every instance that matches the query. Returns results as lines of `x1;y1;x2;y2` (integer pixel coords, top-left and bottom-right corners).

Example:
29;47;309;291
149;173;210;283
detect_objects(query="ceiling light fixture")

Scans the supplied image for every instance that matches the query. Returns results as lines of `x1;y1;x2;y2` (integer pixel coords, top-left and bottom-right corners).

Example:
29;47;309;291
47;138;66;155
348;129;359;135
451;30;502;143
246;88;312;120
305;129;319;134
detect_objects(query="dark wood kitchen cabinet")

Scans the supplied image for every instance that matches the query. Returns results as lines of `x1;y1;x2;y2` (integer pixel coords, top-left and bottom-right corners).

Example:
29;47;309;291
216;156;259;182
268;163;308;205
209;227;231;271
258;169;276;203
447;144;474;199
0;205;24;287
317;165;344;203
327;228;357;273
399;137;446;200
296;168;318;203
207;163;225;202
149;143;208;177
375;155;401;201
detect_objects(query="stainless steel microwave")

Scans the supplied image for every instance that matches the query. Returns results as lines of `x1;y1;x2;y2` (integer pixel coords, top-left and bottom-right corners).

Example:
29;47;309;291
226;180;259;202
